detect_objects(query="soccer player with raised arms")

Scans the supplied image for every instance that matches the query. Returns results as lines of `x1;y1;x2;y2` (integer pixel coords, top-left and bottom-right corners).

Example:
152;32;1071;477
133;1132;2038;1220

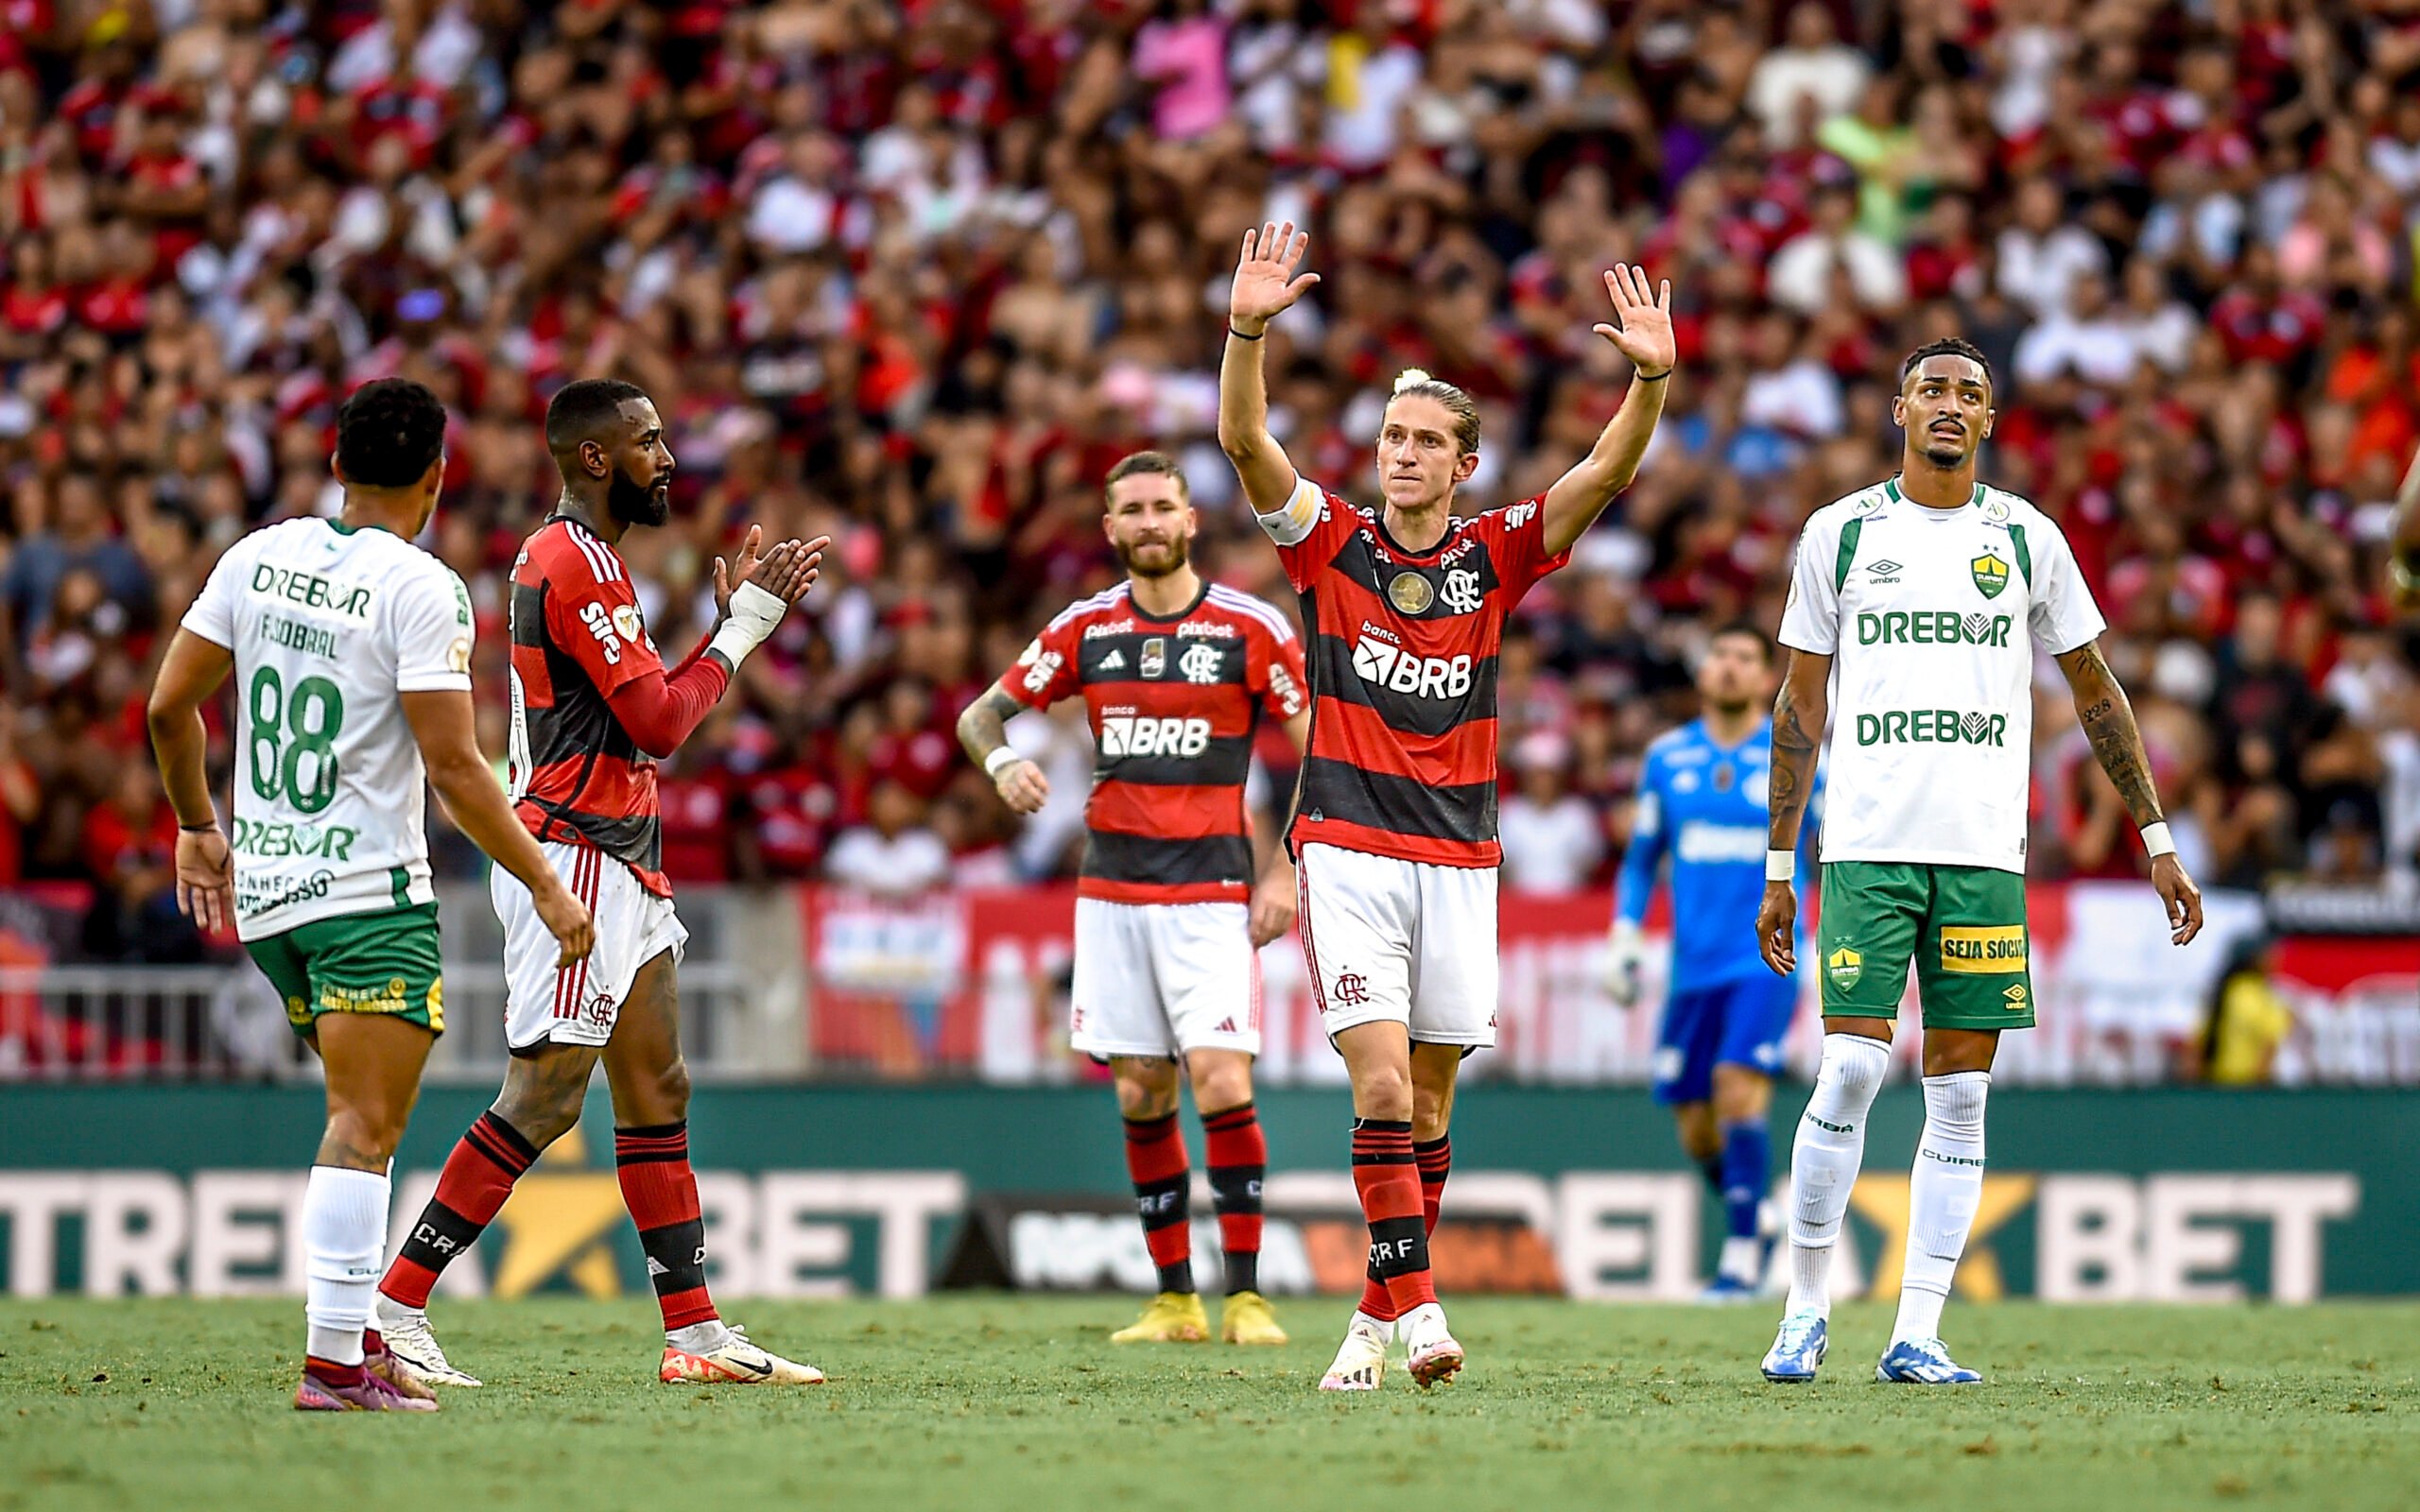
1219;223;1674;1390
372;378;829;1388
1756;338;2204;1385
958;450;1309;1349
1608;624;1815;1301
147;378;597;1411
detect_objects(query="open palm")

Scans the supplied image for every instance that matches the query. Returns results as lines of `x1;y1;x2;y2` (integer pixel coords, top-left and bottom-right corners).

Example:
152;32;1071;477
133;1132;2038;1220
1230;221;1321;331
1592;265;1676;377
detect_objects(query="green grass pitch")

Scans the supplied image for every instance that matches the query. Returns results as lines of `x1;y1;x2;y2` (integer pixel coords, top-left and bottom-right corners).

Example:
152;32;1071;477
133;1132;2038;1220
4;1297;2413;1512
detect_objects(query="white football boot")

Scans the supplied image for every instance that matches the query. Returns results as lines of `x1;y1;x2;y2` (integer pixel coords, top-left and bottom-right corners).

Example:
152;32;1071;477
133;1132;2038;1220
659;1322;825;1384
1399;1302;1465;1388
372;1295;481;1388
1317;1311;1392;1392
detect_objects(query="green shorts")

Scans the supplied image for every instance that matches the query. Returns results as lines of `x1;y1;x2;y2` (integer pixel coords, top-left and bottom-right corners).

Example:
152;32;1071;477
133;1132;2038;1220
1816;862;2033;1031
245;902;445;1039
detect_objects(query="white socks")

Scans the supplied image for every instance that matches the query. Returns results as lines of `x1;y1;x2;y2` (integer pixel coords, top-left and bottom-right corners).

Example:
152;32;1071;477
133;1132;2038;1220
1893;1071;1990;1343
303;1164;391;1366
1781;1033;1891;1318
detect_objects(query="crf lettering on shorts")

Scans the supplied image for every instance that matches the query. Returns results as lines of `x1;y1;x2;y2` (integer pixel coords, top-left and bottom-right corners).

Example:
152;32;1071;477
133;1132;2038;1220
1350;635;1473;698
1098;715;1211;758
1853;710;2008;747
1855;610;2014;647
1939;924;2028;973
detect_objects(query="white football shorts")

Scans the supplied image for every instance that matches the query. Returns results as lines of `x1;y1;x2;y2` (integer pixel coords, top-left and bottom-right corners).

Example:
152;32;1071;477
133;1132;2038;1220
1069;898;1263;1058
493;840;687;1052
1296;841;1498;1048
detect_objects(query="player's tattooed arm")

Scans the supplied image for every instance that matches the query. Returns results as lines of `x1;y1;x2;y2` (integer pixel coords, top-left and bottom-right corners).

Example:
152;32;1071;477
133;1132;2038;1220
1765;649;1829;853
959;680;1048;815
2055;639;2163;829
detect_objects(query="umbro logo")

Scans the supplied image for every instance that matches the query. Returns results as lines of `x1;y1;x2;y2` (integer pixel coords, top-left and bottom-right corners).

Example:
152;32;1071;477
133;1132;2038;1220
1099;650;1126;671
1865;559;1903;584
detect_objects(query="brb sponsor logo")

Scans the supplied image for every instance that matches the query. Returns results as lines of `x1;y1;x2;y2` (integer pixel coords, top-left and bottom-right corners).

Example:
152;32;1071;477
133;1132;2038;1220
1857;610;2014;646
1351;624;1473;699
1854;709;2008;747
1098;715;1210;759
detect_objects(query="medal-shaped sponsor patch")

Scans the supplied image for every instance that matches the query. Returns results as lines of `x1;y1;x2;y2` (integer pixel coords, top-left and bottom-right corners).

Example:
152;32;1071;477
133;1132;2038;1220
1971;551;2009;599
1387;571;1434;614
1140;637;1167;679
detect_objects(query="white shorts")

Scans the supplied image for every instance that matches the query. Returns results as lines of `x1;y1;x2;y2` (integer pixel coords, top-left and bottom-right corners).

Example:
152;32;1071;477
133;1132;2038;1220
493;840;687;1051
1069;898;1262;1059
1296;842;1497;1047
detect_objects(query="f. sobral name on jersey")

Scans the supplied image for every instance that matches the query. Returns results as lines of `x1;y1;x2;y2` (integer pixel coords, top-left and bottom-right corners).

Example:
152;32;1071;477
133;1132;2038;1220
1855;709;2010;747
1351;624;1472;698
1099;714;1211;758
1857;610;2015;647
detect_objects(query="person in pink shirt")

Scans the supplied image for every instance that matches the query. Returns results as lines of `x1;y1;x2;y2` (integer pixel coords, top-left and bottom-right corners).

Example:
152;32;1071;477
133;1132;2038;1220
1132;0;1231;142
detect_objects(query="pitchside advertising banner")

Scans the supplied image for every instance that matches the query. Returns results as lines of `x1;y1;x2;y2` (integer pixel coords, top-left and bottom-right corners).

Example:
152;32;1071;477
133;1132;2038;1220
1;1085;2412;1302
802;882;2420;1086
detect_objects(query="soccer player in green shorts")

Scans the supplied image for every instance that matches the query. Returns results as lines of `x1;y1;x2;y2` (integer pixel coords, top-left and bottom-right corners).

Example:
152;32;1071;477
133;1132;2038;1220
148;379;595;1412
1750;339;2204;1385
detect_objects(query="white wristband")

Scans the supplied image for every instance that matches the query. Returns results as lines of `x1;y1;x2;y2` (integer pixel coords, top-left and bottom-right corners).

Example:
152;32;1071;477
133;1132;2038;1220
1766;850;1797;883
2140;821;2176;859
985;747;1026;781
706;581;789;671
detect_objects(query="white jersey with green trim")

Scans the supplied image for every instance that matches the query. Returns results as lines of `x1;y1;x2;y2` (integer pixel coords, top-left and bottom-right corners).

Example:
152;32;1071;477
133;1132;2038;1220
1777;477;2104;875
180;517;475;938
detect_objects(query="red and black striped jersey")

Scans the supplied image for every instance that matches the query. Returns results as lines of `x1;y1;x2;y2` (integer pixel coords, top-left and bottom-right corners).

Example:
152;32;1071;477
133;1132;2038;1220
1260;475;1568;868
1008;579;1307;904
505;516;673;896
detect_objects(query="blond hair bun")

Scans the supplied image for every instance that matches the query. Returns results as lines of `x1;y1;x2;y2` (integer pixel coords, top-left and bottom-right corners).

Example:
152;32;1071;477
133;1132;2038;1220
1392;368;1434;394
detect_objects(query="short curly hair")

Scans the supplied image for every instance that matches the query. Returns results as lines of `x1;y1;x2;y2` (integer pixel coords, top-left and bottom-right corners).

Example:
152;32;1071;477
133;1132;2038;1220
1899;337;1993;389
335;378;447;489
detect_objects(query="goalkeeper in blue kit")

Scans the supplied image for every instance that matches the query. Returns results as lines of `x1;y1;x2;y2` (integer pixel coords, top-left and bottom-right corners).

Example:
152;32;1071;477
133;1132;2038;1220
1606;625;1817;1299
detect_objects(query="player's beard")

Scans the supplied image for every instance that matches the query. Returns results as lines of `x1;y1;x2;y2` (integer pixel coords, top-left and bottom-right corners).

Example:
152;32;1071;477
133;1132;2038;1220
1115;532;1188;580
607;463;672;528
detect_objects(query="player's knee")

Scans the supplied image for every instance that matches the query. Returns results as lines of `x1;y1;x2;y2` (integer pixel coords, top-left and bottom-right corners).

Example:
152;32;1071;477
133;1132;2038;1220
320;1103;405;1167
643;1056;693;1120
1352;1063;1413;1122
1190;1060;1252;1115
1711;1071;1771;1125
1410;1083;1451;1140
1819;1035;1889;1103
1114;1060;1179;1120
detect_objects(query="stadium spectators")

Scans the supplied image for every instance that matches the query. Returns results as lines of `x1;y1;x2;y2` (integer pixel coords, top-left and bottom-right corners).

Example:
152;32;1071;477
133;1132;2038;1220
0;0;2412;956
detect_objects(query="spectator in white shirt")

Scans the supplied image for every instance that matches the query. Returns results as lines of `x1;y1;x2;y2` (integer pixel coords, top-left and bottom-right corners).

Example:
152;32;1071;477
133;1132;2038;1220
1499;733;1605;895
1746;4;1872;149
1767;185;1907;316
2014;271;2145;389
826;781;953;898
2118;258;2199;373
1996;176;2107;318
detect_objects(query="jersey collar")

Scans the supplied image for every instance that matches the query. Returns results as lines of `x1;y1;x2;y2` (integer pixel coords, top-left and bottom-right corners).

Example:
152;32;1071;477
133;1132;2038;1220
1127;577;1209;625
1882;476;1985;512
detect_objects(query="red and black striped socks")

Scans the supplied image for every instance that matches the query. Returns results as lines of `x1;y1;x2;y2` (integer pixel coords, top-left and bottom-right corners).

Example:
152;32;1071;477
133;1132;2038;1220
1124;1111;1194;1293
381;1111;539;1310
1351;1118;1436;1319
615;1122;717;1332
1202;1102;1266;1296
1359;1131;1450;1321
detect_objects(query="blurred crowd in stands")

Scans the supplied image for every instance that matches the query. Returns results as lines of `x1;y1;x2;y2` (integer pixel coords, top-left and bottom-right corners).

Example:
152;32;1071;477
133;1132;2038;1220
2;0;2417;963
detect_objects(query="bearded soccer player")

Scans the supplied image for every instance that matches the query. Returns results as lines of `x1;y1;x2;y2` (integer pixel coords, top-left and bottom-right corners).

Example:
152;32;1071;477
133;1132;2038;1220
1755;339;2204;1385
1606;625;1814;1301
147;378;597;1412
958;451;1310;1348
1219;224;1675;1390
373;378;829;1388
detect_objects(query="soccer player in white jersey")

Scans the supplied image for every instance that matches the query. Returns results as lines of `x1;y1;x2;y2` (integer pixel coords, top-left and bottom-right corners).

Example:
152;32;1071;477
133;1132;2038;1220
147;379;596;1412
1754;339;2204;1384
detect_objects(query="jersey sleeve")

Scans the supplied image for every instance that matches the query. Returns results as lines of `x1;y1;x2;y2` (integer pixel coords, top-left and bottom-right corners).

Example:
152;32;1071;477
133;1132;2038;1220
178;538;250;649
1005;609;1082;711
1613;751;1668;926
1778;510;1844;655
1255;475;1361;592
2023;514;2107;655
1249;612;1309;723
539;537;664;697
1473;494;1569;605
391;561;475;694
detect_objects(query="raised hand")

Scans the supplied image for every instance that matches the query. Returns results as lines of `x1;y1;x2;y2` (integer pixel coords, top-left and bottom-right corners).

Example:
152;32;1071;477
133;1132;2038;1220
751;534;830;606
1591;264;1676;379
1229;221;1321;335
